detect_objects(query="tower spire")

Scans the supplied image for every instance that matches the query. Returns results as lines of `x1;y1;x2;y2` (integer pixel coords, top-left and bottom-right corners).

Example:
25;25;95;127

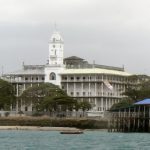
54;22;57;31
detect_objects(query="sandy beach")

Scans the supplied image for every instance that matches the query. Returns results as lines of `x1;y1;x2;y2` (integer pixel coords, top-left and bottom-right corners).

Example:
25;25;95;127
0;126;81;131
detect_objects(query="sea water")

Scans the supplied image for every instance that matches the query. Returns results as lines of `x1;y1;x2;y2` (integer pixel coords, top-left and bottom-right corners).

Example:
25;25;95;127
0;130;150;150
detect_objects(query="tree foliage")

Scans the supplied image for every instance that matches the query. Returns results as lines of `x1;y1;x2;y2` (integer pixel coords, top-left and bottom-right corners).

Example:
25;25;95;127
124;75;150;101
20;83;75;111
21;83;66;100
20;83;91;114
111;75;150;110
110;98;133;110
79;101;92;111
0;79;15;110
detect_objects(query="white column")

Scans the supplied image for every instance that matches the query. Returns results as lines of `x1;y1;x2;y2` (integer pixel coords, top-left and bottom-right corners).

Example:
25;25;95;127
74;83;76;97
101;98;103;111
95;82;97;97
67;83;69;95
16;99;18;112
81;83;83;96
89;76;91;96
95;82;97;109
106;98;108;110
24;84;26;91
16;84;19;97
66;75;69;95
109;98;111;108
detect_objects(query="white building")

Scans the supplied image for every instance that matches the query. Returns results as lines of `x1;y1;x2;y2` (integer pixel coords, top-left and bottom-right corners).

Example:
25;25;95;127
3;31;131;117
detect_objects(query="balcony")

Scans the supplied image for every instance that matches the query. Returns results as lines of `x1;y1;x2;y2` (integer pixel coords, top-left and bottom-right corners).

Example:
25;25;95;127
61;79;103;83
8;79;44;83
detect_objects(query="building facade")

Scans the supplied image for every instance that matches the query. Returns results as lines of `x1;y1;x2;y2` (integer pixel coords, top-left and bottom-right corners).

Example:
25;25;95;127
2;31;131;117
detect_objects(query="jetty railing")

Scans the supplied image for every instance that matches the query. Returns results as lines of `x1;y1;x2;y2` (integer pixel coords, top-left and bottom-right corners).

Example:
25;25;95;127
108;105;150;132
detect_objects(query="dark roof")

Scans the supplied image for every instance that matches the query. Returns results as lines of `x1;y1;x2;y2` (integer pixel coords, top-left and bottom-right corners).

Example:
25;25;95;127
93;64;124;71
64;56;124;71
64;56;84;60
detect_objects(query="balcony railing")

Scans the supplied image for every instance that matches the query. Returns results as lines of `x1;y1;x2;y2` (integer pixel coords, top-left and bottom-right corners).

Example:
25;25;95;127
5;79;44;83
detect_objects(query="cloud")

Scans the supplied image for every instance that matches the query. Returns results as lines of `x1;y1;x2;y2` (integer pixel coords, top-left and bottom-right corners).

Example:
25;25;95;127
0;0;150;74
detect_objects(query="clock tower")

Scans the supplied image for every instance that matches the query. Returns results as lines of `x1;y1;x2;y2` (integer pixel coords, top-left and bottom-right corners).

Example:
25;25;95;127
45;31;64;86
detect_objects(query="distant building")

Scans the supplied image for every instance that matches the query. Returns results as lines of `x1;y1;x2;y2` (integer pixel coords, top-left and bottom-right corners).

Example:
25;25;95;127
2;31;131;117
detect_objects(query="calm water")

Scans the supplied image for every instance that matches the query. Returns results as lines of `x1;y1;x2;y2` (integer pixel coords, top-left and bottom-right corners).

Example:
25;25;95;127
0;130;150;150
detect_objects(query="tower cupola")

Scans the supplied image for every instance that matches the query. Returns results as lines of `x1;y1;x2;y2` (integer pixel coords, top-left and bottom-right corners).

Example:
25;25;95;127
48;31;64;65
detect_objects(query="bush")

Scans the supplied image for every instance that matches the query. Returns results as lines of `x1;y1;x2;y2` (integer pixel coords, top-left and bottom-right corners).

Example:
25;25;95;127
32;112;43;117
0;117;108;129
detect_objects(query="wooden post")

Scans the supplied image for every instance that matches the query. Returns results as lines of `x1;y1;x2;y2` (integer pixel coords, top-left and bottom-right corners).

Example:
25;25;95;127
143;105;145;132
123;108;125;132
118;109;121;132
137;106;140;132
128;107;131;132
149;106;150;132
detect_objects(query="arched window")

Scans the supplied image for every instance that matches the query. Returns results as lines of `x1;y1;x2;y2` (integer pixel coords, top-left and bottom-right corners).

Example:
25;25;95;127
50;72;56;80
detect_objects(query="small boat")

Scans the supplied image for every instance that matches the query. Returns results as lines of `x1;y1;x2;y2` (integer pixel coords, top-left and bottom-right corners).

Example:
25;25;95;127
60;130;83;134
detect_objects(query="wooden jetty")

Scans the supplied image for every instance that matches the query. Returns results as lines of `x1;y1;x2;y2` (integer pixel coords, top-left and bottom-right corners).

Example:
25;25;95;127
108;98;150;132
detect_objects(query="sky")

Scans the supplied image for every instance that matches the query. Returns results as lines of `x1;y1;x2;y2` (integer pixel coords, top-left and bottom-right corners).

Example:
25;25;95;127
0;0;150;75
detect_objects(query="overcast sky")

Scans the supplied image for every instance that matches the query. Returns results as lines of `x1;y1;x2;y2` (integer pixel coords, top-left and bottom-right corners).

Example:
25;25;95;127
0;0;150;74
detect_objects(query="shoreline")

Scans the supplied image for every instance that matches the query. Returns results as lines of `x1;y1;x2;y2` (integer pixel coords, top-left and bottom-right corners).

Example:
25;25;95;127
0;126;107;131
0;126;82;131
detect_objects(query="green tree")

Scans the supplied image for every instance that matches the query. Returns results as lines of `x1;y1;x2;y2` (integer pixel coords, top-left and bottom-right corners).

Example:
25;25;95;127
110;75;150;110
20;83;76;115
110;98;133;110
124;75;150;101
72;100;82;118
79;100;92;116
0;79;15;110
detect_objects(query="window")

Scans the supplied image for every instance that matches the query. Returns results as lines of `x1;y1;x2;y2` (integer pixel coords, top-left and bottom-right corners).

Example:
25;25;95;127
25;106;28;111
62;76;67;80
53;38;55;42
71;77;74;80
88;92;91;96
50;72;56;80
42;77;45;80
76;77;80;80
36;77;38;80
70;92;74;96
25;77;28;81
76;92;79;96
53;45;55;48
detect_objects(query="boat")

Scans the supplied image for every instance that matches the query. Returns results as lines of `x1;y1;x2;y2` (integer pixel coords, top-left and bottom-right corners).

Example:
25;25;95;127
60;130;83;134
